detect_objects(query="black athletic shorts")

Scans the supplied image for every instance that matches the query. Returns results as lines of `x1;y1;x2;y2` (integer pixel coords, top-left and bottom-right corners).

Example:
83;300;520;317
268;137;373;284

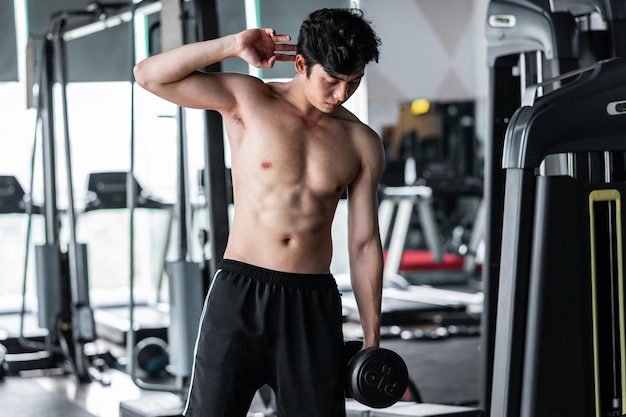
183;259;346;417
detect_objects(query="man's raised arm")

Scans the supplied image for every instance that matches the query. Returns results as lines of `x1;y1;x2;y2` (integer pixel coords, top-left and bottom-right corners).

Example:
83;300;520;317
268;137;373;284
133;29;296;110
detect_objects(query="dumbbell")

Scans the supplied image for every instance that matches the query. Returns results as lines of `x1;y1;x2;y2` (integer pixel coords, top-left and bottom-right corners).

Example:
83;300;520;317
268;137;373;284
344;340;409;408
135;337;169;376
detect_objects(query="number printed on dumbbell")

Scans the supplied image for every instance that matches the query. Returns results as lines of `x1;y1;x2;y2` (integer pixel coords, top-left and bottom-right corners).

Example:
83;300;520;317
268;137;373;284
381;364;392;376
364;369;401;396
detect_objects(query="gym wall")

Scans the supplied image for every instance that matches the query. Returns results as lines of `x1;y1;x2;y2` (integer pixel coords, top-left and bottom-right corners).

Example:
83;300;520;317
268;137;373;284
360;0;490;139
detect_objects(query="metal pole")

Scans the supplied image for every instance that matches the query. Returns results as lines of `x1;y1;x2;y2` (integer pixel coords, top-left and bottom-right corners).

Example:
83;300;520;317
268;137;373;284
40;38;59;245
193;0;230;278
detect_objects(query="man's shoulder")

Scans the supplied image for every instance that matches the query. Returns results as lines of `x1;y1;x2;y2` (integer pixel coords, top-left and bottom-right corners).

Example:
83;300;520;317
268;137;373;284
223;72;270;90
334;110;383;161
335;108;379;139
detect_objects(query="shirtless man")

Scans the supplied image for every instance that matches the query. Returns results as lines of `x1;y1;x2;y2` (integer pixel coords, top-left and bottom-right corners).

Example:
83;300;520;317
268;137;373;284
134;8;383;417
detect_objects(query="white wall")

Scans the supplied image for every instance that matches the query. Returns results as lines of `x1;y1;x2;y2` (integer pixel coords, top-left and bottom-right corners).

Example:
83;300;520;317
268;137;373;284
359;0;490;141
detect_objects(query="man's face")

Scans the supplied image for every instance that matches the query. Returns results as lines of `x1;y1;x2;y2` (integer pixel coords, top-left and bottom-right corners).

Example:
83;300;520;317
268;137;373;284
307;64;364;113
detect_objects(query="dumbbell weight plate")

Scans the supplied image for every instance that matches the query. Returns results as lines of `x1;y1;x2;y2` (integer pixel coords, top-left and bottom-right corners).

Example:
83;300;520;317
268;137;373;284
135;337;169;376
346;347;409;409
344;340;364;371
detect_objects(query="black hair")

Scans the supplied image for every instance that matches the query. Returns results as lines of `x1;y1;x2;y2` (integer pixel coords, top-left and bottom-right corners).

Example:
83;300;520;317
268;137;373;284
297;8;381;77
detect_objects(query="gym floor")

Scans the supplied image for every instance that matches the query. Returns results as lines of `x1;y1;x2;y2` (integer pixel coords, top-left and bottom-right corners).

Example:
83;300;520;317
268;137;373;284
0;322;481;417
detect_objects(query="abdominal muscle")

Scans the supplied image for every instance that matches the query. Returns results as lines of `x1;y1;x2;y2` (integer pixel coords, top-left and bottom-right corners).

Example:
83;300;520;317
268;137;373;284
223;179;340;275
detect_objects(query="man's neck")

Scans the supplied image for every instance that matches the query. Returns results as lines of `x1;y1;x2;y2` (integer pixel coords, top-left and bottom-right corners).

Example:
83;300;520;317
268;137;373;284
280;77;328;121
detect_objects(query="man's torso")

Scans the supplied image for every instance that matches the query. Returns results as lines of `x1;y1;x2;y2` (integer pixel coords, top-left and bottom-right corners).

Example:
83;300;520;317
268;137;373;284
222;81;366;273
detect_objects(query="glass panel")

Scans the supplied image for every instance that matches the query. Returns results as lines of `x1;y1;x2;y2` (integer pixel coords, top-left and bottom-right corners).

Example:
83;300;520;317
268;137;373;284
0;1;18;81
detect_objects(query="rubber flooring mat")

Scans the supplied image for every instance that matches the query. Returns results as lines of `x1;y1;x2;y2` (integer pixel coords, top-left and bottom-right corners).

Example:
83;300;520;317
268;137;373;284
381;336;481;406
0;376;96;417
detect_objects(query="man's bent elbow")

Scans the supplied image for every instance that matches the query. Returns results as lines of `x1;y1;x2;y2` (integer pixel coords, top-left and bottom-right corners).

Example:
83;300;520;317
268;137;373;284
133;61;153;90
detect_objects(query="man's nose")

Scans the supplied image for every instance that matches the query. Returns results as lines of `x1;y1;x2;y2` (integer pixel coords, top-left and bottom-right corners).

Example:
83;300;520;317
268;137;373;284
333;84;348;101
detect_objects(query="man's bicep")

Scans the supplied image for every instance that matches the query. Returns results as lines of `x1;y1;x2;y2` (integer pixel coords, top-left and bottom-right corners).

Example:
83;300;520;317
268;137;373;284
347;134;385;250
144;71;252;113
347;176;380;250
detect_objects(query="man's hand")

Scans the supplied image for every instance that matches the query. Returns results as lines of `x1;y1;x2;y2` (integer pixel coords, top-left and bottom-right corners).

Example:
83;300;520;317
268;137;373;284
236;28;297;68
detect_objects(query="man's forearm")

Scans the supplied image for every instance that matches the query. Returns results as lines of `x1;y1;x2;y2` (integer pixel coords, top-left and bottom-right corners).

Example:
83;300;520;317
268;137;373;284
133;34;239;87
350;245;383;347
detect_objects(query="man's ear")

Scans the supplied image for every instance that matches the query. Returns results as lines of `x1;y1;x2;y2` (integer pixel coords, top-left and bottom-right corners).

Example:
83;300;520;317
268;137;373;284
295;54;307;75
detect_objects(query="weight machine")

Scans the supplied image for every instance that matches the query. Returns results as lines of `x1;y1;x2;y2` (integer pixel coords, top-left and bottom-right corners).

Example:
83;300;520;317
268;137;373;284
483;1;626;416
16;7;109;383
10;0;211;397
492;56;626;417
482;0;580;410
15;0;182;385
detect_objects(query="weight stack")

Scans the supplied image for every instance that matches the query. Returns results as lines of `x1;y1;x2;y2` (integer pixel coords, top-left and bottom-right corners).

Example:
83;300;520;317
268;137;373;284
491;58;626;417
166;261;204;378
35;244;62;332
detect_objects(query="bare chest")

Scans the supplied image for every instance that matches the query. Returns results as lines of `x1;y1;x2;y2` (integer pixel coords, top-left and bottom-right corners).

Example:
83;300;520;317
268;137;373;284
228;115;361;195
